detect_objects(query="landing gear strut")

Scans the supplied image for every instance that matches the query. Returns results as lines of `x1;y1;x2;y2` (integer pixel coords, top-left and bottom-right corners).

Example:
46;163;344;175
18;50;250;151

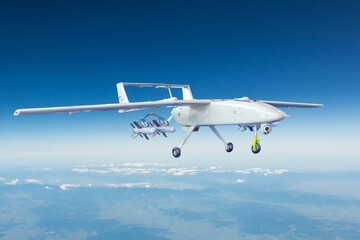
210;126;233;153
251;124;261;154
172;126;196;158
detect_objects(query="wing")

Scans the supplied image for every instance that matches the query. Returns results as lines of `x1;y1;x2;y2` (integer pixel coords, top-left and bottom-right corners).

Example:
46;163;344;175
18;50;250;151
14;99;211;116
259;100;324;108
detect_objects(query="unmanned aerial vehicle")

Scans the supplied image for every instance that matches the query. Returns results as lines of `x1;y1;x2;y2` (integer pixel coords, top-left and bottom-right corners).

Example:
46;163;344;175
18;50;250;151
14;83;323;157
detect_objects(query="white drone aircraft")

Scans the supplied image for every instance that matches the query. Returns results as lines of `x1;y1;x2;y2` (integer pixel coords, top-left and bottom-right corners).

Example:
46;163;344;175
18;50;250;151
14;82;323;158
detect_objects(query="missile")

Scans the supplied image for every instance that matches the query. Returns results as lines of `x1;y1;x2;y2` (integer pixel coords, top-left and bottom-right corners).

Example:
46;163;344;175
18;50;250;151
132;127;156;134
154;126;176;133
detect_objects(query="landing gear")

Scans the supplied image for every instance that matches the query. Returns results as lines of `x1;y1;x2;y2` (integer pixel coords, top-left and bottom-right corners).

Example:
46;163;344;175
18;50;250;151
172;147;181;158
209;126;233;153
251;124;261;154
226;142;233;152
172;125;234;158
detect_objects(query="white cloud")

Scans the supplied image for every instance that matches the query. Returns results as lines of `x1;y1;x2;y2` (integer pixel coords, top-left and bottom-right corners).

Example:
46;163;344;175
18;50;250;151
24;179;43;185
122;162;164;167
71;168;110;174
106;182;151;188
70;165;289;178
236;179;245;183
5;179;19;185
102;166;200;176
167;168;199;176
0;177;5;181
60;184;80;190
235;168;289;176
273;169;289;175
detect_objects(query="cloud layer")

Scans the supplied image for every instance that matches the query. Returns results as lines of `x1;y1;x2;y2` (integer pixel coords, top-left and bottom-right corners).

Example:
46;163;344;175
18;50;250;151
1;163;289;191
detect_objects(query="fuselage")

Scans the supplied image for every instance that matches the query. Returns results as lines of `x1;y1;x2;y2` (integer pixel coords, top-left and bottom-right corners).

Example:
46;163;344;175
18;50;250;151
171;99;286;127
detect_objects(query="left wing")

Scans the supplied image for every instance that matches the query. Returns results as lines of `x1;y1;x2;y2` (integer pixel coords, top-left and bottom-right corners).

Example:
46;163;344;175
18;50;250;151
14;99;211;116
258;100;324;108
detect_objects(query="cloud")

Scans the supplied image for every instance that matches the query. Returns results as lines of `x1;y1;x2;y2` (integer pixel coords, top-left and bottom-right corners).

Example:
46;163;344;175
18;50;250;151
5;179;19;185
106;182;151;188
235;168;289;176
24;179;43;185
60;184;80;190
72;165;203;176
167;168;199;176
70;165;288;179
71;168;110;174
0;177;5;181
122;162;164;167
236;179;245;183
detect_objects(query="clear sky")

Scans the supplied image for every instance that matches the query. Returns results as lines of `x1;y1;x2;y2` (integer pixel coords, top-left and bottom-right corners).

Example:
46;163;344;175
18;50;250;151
1;0;359;169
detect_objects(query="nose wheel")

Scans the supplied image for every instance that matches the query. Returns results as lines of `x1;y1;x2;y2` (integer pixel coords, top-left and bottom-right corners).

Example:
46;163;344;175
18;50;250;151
251;143;261;154
251;124;261;154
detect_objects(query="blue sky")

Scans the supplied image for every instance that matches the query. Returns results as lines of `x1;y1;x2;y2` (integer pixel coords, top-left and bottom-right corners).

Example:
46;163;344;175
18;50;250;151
1;0;359;168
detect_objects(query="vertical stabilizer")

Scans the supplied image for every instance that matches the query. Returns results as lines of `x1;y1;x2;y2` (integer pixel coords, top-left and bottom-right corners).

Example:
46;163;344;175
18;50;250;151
116;82;130;104
182;86;193;100
116;82;131;113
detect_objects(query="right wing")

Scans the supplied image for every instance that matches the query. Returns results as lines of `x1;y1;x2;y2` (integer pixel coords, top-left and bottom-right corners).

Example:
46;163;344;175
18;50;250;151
14;99;211;116
259;100;324;108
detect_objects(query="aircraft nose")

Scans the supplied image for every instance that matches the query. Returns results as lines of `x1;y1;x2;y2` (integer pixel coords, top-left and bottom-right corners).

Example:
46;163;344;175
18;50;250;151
267;108;286;122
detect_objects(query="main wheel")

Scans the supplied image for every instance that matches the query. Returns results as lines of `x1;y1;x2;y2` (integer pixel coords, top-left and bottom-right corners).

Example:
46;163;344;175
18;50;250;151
172;147;181;158
225;142;233;152
251;143;261;154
